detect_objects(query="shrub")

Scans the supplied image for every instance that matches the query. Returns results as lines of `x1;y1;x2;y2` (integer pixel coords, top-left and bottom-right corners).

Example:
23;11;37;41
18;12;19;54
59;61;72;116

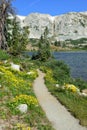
15;123;31;130
0;50;10;60
0;66;33;96
64;84;79;93
73;78;87;91
11;94;38;108
7;94;38;114
44;60;70;85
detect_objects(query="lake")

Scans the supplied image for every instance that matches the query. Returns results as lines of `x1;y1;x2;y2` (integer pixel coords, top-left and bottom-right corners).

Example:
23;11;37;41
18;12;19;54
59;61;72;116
54;51;87;81
26;51;87;81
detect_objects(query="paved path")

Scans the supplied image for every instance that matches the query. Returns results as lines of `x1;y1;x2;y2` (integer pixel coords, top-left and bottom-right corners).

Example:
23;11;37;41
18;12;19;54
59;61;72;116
33;70;87;130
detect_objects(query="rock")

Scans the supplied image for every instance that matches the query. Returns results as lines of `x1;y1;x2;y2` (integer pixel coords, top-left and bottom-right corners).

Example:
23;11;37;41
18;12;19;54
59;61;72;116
81;92;87;97
27;71;34;75
54;12;87;41
24;13;53;39
55;84;59;88
82;89;87;94
3;60;8;64
10;62;20;71
17;104;28;113
16;11;87;41
80;89;87;97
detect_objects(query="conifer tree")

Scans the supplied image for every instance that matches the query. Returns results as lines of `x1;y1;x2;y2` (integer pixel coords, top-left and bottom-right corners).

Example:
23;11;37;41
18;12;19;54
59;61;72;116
32;27;52;61
8;18;29;55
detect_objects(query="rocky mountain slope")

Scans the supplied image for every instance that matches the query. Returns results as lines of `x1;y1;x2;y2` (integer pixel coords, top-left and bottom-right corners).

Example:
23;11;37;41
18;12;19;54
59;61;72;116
17;12;87;41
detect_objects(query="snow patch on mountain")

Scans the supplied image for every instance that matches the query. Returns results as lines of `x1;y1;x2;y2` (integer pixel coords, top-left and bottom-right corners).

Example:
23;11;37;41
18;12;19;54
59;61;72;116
17;15;26;21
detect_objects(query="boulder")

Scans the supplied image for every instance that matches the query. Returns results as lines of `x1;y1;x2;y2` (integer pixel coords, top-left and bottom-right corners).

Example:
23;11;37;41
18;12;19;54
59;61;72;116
17;104;28;113
82;89;87;94
27;71;34;75
81;92;87;97
10;62;20;71
55;84;59;88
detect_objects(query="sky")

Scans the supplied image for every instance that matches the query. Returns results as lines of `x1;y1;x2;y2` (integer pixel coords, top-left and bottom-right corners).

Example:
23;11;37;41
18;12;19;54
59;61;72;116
12;0;87;16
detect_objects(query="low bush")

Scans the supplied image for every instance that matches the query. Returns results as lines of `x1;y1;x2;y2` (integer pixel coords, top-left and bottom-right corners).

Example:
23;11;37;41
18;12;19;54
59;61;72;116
8;94;38;113
43;60;71;85
73;78;87;91
0;50;10;60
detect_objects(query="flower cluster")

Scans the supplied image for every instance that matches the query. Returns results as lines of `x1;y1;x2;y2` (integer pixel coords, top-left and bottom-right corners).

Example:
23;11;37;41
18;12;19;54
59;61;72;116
0;66;22;85
15;123;30;130
12;94;38;108
64;84;79;93
0;66;32;92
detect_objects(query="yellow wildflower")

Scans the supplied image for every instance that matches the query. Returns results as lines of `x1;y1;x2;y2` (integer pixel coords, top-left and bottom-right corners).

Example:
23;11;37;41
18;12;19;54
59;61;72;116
65;84;79;93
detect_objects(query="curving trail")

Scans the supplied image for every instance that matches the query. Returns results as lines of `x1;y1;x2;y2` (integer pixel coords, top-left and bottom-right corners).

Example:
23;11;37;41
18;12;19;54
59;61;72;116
33;70;87;130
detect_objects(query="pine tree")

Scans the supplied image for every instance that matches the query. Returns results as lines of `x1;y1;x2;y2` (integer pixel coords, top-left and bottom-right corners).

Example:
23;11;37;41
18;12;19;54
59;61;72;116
32;27;52;61
8;18;29;55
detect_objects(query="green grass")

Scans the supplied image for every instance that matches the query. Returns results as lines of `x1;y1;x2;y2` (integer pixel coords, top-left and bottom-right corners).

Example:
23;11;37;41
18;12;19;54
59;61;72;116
44;67;87;127
53;90;87;126
0;49;10;60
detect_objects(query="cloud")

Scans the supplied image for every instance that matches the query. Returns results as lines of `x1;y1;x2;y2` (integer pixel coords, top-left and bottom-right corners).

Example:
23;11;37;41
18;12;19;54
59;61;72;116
18;0;41;14
29;0;41;7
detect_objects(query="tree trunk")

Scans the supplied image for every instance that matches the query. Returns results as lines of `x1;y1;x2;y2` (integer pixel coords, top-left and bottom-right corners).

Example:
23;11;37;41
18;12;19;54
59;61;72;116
0;1;8;49
0;21;2;49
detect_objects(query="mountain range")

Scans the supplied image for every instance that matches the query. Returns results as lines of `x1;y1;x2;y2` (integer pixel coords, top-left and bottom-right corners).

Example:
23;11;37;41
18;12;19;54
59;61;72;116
16;11;87;41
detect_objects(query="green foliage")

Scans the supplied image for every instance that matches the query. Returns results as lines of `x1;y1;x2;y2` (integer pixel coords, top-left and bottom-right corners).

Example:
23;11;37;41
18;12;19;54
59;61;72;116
53;91;87;126
37;124;54;130
7;18;29;55
38;37;51;61
54;40;61;46
32;27;52;61
29;38;39;46
0;49;10;60
66;38;87;45
83;45;87;50
8;94;38;112
44;60;70;85
73;78;87;91
43;26;49;39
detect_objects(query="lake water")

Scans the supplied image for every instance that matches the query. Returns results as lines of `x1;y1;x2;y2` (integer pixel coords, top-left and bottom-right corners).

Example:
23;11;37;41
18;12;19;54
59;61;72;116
26;51;87;81
54;51;87;81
